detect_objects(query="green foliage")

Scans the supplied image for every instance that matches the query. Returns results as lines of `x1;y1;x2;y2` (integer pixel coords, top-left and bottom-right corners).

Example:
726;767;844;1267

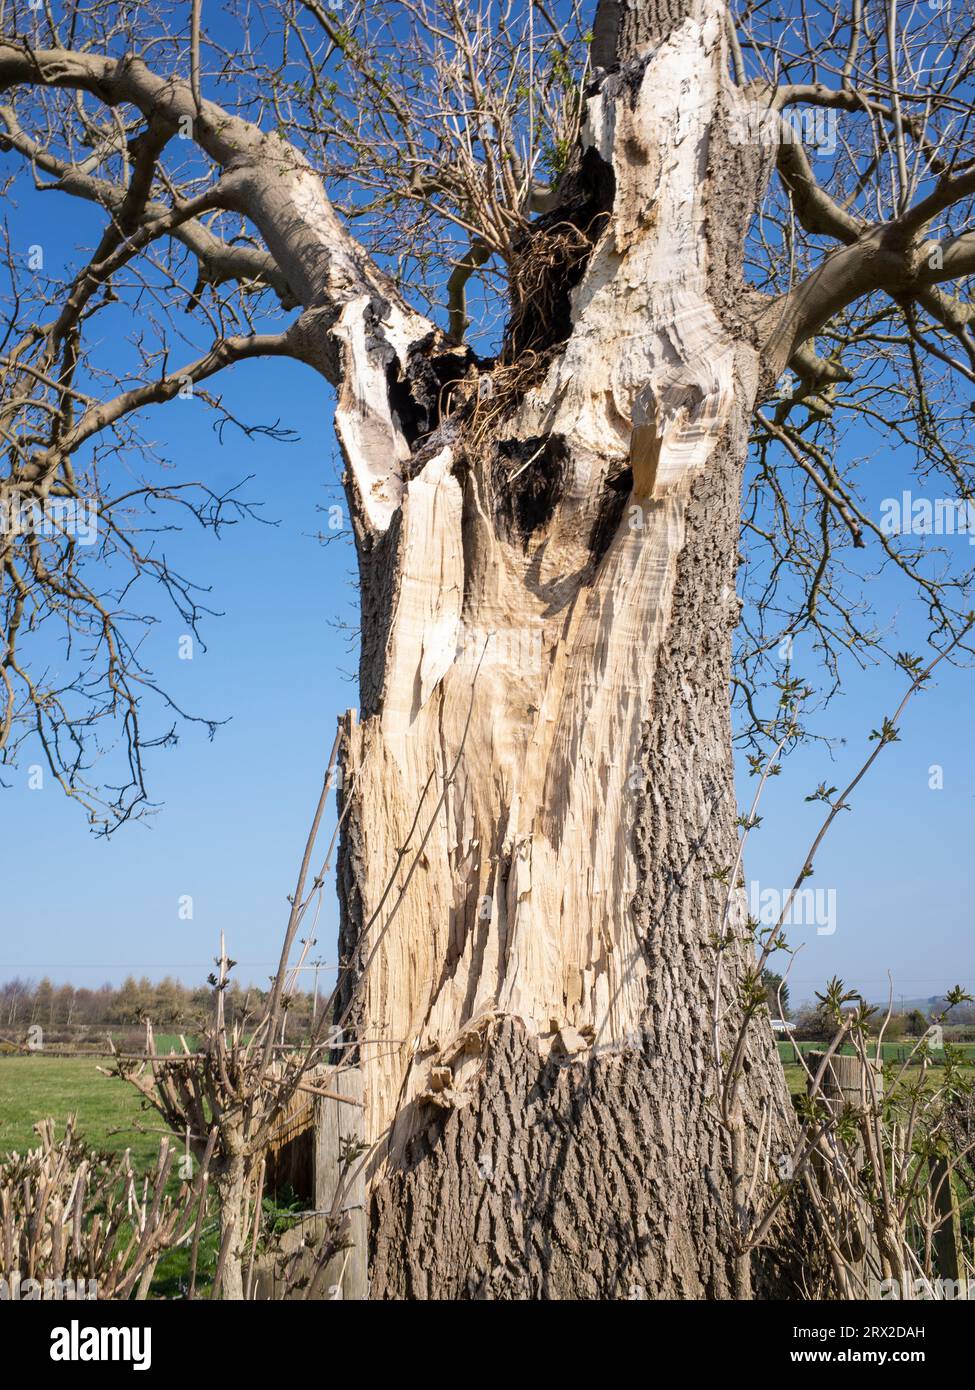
260;1187;307;1242
762;969;790;1017
804;782;838;804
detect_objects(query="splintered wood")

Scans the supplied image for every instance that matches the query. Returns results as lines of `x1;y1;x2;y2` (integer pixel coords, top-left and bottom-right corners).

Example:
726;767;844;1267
338;1;759;1169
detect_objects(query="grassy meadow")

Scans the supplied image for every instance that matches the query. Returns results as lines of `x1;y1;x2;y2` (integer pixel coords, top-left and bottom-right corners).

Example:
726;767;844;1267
777;1039;975;1097
2;1040;973;1159
0;1051;223;1297
0;1054;159;1167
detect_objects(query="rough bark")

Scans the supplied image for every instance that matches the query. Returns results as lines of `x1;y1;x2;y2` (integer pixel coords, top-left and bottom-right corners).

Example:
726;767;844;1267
334;0;802;1298
216;1161;248;1302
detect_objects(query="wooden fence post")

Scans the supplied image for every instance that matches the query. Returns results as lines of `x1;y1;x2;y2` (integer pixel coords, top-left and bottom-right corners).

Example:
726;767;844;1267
931;1156;968;1299
807;1050;884;1297
809;1050;884;1113
316;1066;368;1300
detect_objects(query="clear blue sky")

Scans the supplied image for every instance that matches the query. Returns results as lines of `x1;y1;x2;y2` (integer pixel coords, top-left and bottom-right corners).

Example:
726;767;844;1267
1;53;973;1012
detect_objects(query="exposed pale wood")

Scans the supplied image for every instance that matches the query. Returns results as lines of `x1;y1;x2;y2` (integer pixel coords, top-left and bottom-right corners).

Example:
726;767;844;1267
343;2;807;1298
342;0;757;1172
332;297;434;533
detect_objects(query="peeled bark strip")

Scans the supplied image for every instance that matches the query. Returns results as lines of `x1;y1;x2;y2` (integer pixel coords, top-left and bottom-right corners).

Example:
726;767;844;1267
335;0;800;1297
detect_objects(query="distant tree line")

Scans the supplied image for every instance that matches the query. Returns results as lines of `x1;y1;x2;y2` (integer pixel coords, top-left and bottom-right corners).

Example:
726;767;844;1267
758;973;975;1041
0;975;322;1036
788;996;975;1043
3;975;970;1045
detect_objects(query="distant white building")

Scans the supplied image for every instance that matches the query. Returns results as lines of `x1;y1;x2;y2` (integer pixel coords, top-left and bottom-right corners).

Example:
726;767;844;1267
770;1018;789;1033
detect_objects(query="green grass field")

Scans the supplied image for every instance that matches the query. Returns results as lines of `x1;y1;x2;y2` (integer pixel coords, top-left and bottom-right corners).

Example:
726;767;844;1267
5;1044;973;1160
777;1040;975;1097
776;1039;975;1063
0;1055;161;1169
2;1044;971;1294
0;1055;222;1296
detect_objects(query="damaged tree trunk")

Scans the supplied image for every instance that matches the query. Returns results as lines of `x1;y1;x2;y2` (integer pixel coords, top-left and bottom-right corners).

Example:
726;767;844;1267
335;0;799;1298
9;0;975;1306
